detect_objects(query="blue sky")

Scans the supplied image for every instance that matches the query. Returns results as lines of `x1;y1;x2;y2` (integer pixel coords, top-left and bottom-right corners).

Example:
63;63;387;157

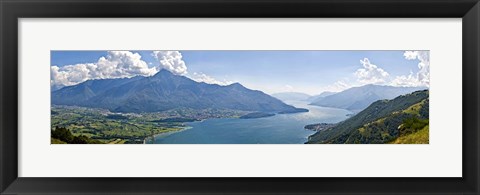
51;50;429;95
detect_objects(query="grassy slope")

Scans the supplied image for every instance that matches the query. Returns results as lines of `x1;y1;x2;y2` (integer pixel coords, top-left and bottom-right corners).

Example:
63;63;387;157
51;138;66;144
307;90;429;144
341;99;428;144
389;125;429;144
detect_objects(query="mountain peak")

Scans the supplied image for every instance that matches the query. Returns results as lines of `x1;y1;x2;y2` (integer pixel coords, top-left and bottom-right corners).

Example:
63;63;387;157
228;82;244;87
358;84;382;88
153;69;174;77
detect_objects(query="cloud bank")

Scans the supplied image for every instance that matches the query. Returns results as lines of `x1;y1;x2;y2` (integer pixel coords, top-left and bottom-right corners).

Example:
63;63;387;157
391;51;430;87
353;52;430;88
51;50;190;88
51;51;157;87
319;51;430;94
52;50;430;94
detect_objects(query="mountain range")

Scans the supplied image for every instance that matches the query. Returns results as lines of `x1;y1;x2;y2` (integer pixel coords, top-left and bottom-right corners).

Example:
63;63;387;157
306;91;337;102
310;84;427;111
51;70;307;113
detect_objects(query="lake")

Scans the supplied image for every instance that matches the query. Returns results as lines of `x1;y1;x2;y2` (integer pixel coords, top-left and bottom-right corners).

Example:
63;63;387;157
149;101;352;144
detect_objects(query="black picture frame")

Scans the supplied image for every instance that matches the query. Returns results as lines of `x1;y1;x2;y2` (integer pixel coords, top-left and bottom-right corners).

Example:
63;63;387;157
1;0;479;194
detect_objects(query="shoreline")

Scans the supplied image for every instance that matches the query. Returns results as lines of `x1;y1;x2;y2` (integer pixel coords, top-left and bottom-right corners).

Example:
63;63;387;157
143;126;193;144
142;116;240;144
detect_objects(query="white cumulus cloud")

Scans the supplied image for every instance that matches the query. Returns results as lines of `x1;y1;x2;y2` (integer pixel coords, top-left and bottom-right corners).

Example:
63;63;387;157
152;51;188;75
391;51;430;87
354;58;390;84
190;72;233;86
51;51;156;87
390;71;420;87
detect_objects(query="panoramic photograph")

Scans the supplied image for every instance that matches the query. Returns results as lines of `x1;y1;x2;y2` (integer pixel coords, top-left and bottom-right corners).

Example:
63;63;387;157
50;50;429;144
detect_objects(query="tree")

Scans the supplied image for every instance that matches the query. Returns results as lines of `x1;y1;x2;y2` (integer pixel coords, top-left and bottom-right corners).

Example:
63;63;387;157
52;126;74;143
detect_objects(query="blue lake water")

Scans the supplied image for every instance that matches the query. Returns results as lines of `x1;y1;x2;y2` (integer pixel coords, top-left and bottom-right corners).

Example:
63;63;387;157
149;101;352;144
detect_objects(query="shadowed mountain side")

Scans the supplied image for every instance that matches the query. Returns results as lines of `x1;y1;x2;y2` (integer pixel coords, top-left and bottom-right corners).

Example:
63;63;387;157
52;70;307;113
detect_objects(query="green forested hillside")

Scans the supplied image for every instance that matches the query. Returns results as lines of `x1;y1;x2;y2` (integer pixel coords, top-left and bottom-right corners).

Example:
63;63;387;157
306;90;429;144
51;126;104;144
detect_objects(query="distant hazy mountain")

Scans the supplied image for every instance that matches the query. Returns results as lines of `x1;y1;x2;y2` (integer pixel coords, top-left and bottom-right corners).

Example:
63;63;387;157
52;70;307;113
310;84;427;111
271;92;311;101
307;91;337;102
307;90;429;144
